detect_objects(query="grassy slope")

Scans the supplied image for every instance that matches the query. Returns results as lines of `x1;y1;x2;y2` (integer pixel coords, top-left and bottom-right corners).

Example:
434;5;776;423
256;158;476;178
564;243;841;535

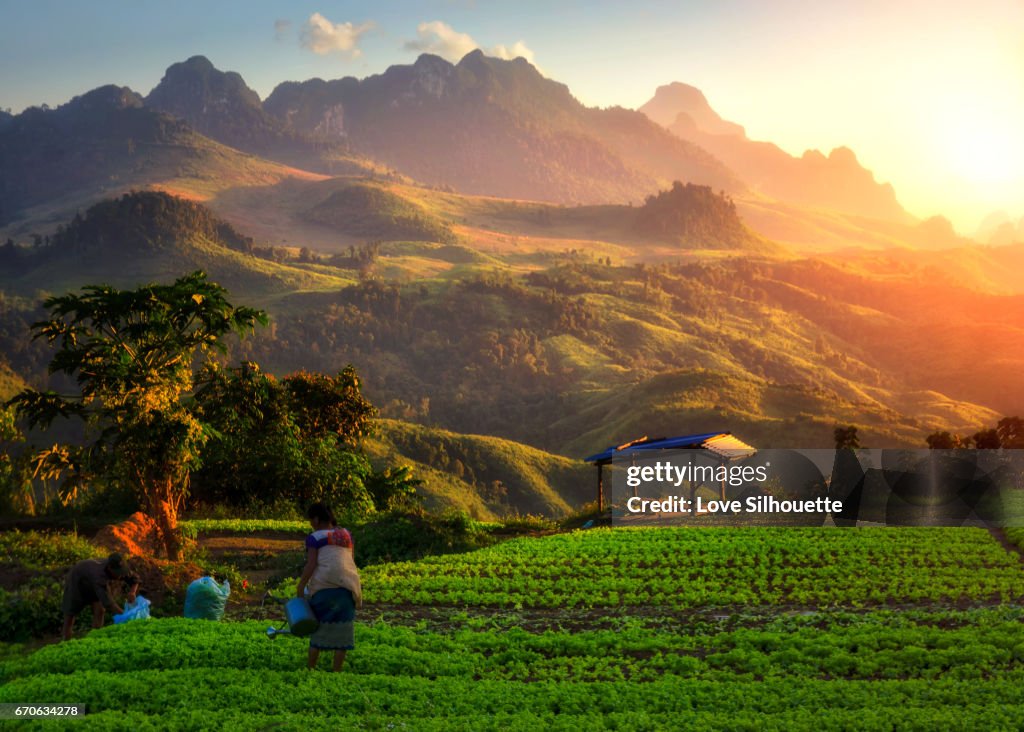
836;243;1024;295
366;419;592;518
2;232;356;304
0;362;27;401
0;131;327;242
203;176;780;265
552;370;999;457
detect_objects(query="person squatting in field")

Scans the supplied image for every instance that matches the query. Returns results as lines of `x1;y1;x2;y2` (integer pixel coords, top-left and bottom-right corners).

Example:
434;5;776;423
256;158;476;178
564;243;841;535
61;553;140;641
296;502;363;671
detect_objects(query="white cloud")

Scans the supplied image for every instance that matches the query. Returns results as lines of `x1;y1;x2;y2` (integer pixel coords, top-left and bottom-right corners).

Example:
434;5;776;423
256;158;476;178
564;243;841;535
404;20;537;67
274;19;291;41
404;21;477;61
489;40;536;65
300;12;374;58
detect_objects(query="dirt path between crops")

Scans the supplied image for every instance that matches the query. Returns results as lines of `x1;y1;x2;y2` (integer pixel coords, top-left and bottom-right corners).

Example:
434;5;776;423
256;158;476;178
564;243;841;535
986;526;1024;565
195;531;306;596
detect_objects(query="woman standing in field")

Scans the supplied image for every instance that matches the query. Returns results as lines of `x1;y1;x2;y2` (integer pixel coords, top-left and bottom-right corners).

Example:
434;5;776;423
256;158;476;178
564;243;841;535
296;502;362;671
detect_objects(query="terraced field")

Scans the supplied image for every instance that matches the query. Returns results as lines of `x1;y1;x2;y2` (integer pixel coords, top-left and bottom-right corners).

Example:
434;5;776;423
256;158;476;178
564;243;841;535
4;526;1024;729
362;527;1024;608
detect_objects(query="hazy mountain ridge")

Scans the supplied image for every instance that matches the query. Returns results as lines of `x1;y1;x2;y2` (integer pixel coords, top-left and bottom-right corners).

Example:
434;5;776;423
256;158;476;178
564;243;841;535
143;55;367;176
640;82;912;224
0;85;187;225
977;210;1024;245
261;51;740;204
145;56;282;150
0;83;329;234
2;53;968;255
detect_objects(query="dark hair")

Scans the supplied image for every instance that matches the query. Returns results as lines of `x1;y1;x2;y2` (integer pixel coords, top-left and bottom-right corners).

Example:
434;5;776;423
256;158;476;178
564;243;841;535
105;553;125;577
307;502;335;526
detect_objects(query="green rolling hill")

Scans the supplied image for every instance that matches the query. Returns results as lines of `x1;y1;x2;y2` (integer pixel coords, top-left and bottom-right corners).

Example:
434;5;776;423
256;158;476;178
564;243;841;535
0;192;355;301
365;419;592;519
1;173;1021;518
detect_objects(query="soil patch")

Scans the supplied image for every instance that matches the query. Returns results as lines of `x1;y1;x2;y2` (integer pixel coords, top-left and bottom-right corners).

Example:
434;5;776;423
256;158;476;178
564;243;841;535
89;513;206;607
93;512;165;558
201;537;302;558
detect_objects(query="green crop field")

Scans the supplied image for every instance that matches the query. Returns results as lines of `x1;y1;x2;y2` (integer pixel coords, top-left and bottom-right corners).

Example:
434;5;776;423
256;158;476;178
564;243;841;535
362;527;1024;608
4;527;1024;729
3;609;1024;729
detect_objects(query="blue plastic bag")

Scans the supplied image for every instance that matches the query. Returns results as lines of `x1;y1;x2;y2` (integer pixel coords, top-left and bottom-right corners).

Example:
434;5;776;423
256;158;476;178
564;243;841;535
114;596;151;624
184;576;230;620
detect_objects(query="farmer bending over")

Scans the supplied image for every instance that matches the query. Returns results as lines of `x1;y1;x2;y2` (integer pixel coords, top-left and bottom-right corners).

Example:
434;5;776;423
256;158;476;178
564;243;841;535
297;502;362;671
61;553;140;641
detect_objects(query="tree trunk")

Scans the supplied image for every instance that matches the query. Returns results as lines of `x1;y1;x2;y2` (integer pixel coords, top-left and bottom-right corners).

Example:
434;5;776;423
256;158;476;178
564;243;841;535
154;498;182;561
148;477;183;561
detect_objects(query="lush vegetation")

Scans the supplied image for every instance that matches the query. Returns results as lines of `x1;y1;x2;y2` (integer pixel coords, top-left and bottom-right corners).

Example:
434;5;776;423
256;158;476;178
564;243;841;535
4;522;1024;724
3;610;1024;729
181;511;496;567
0;530;100;641
178;519;309;537
306;184;458;244
0;530;97;570
360;527;1024;609
4;187;1022;482
190;362;412;514
3;273;430;556
8;272;267;559
927;416;1024;450
634;181;756;248
369;419;590;518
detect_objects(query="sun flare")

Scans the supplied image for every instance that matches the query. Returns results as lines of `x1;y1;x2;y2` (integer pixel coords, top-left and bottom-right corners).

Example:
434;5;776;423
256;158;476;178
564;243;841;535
943;111;1023;187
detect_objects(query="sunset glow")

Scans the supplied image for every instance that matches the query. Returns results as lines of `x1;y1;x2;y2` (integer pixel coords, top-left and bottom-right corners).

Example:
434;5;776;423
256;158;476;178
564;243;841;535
0;0;1021;232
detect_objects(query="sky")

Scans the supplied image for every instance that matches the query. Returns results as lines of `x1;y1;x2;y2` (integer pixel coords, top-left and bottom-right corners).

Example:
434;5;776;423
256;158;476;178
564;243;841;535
1;0;1021;234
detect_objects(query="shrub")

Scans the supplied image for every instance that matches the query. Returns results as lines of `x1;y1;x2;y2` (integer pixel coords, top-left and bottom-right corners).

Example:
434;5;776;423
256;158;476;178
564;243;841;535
0;577;66;642
0;530;98;570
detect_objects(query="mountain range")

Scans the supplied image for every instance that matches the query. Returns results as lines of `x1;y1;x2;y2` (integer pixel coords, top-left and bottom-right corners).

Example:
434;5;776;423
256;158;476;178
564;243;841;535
639;82;911;224
4;53;921;236
977;210;1024;246
2;51;1020;517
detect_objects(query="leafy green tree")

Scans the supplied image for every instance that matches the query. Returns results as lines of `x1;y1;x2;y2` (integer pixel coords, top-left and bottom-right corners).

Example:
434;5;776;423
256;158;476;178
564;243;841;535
364;465;424;512
282;369;375;445
7;271;266;559
191;362;387;515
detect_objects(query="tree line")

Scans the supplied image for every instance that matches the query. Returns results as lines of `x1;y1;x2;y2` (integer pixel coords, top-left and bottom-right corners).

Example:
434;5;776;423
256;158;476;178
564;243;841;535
4;271;419;559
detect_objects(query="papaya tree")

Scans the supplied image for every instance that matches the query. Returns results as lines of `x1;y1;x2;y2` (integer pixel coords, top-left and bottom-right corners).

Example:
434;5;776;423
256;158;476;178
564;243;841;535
7;271;266;559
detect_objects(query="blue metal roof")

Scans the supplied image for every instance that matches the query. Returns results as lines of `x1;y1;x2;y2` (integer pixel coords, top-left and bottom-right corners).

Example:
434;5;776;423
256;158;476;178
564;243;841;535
584;432;728;464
